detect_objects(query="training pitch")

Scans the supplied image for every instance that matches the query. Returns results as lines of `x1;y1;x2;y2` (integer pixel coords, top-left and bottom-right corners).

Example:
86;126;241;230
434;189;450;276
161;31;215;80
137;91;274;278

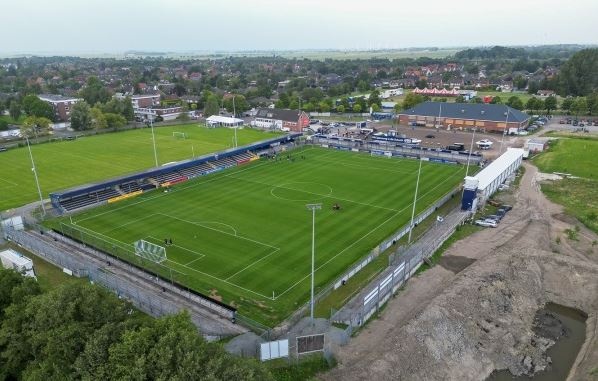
50;147;465;325
0;125;280;211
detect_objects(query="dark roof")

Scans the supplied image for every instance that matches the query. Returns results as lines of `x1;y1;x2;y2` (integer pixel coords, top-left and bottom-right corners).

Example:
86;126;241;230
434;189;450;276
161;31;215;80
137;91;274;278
399;102;530;123
255;108;305;122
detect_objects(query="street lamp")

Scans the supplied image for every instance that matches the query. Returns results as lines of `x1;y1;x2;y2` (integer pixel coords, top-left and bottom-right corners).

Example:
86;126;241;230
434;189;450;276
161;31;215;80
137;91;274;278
306;203;322;319
26;136;46;217
465;126;477;177
232;96;238;148
408;158;423;244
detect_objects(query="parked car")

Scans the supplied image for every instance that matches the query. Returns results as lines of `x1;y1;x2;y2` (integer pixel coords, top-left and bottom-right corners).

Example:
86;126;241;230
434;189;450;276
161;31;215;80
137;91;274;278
501;205;513;211
0;147;7;152
559;120;565;124
425;134;436;138
485;215;502;222
475;219;497;228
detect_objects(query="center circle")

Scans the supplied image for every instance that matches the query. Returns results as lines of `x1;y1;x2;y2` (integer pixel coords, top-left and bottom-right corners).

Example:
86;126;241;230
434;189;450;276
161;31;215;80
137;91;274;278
270;182;333;202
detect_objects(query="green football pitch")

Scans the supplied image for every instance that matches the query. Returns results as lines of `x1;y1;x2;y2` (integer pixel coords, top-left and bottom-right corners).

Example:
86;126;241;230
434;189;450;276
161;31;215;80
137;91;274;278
0;125;281;211
50;147;465;326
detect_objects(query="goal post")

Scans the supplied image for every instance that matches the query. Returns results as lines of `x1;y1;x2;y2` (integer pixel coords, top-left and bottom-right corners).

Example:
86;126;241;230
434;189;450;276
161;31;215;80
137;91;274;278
173;132;188;139
134;240;167;263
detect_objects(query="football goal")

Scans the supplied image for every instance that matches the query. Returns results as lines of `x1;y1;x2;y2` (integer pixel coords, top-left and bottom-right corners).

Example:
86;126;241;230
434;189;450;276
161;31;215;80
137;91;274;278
173;132;188;139
134;240;167;263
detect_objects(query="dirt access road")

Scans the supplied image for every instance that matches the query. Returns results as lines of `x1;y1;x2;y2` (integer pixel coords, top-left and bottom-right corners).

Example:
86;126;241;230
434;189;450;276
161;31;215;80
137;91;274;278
323;162;598;380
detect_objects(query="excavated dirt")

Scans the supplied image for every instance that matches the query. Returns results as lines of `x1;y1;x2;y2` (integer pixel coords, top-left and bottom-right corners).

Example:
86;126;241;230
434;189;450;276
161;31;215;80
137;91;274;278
323;163;598;381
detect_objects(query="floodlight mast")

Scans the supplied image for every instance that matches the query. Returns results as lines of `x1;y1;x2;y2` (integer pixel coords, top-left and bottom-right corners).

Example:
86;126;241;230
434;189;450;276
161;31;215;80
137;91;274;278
26;136;46;217
499;106;510;154
149;116;159;167
306;203;322;319
407;157;423;244
233;96;238;148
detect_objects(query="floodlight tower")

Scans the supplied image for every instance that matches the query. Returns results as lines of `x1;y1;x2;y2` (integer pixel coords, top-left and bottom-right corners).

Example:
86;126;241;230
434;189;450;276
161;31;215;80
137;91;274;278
499;106;510;154
306;203;322;319
233;96;238;148
26;136;46;217
407;158;423;244
149;115;159;167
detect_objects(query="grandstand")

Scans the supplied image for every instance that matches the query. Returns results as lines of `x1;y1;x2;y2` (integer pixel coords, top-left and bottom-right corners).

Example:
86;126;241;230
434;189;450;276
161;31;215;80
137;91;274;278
50;134;300;213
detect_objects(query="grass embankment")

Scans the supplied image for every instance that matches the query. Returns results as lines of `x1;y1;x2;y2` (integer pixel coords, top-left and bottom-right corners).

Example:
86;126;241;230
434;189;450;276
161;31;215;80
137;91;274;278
0;242;86;291
534;137;598;234
0;125;281;211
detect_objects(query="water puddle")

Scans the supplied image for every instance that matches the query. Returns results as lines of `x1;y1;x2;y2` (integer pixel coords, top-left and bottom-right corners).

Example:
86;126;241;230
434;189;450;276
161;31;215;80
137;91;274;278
487;303;587;381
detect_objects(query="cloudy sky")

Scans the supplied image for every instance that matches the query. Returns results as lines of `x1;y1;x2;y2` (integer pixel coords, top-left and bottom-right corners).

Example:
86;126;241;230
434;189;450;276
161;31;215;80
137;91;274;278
1;0;597;54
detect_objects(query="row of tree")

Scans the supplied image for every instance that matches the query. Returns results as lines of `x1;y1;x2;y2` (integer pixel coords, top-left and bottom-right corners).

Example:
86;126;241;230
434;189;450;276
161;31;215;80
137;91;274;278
0;269;273;380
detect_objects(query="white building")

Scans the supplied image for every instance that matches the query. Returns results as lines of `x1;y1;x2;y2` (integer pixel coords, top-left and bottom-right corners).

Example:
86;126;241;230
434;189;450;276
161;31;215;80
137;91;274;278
0;249;36;279
206;115;244;127
381;88;404;99
461;148;524;210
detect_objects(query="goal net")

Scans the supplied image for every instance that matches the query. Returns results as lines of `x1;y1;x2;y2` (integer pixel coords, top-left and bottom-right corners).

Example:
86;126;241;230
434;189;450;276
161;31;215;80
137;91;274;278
173;132;188;139
134;240;167;263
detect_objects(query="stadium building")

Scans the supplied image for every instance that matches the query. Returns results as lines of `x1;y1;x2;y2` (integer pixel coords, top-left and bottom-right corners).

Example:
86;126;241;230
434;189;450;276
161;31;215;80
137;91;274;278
252;108;310;132
398;102;530;133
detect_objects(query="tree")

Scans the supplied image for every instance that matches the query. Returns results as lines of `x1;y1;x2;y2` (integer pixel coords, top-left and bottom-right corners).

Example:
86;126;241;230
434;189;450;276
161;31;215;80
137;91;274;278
544;96;557;114
572;97;588;117
368;90;381;107
223;95;249;115
561;97;574;113
393;103;402;113
0;119;8;131
70;101;92;130
557;48;598;96
122;97;135;121
336;105;345;113
21;116;51;137
9;101;21;121
90;107;108;129
203;95;220;117
471;97;484;104
506;96;524;110
104;113;126;130
371;104;381;112
402;93;425;110
353;104;362;113
490;96;502;104
318;100;330;113
21;95;54;120
455;95;466;103
79;76;111;106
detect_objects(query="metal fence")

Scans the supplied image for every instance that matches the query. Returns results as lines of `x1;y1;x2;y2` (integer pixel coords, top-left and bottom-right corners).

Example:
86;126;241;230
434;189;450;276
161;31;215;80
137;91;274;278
2;225;235;339
331;208;470;328
274;186;461;336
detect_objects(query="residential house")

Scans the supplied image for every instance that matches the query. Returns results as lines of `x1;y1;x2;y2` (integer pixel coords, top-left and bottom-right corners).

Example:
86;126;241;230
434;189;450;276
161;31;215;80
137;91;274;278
37;94;82;122
252;108;310;132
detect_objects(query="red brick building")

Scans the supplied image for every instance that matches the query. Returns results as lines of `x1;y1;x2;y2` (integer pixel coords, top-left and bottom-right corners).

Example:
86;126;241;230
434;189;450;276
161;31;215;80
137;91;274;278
37;94;82;122
398;102;530;133
253;108;310;132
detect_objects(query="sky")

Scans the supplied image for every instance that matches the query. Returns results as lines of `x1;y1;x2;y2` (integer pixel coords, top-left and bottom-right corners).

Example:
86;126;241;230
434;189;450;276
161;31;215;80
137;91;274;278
1;0;597;55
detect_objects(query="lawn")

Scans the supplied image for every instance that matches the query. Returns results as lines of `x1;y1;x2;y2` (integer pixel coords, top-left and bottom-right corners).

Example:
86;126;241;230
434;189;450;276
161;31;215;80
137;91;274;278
534;136;598;233
47;147;464;326
0;125;281;211
0;114;26;125
533;138;598;179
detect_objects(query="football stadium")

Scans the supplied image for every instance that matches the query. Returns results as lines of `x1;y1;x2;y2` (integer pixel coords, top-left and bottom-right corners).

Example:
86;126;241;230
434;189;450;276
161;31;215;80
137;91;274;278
44;133;466;326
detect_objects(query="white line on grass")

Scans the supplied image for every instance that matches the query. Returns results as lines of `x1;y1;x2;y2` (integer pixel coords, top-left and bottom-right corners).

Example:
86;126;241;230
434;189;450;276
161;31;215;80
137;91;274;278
273;166;465;300
224;247;280;281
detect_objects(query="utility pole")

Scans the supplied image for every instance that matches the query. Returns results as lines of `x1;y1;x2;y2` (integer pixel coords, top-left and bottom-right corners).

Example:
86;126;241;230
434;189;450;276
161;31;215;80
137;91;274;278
408;158;423;244
465;127;476;177
499;107;510;154
306;203;322;319
26;136;46;217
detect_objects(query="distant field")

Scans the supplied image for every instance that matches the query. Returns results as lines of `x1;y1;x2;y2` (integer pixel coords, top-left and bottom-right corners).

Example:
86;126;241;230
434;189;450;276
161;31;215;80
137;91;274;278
534;137;598;233
48;148;464;325
274;49;460;60
0;125;281;211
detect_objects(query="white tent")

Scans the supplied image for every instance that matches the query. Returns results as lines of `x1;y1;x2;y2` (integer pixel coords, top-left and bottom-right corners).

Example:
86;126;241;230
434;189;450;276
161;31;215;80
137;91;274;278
205;115;244;127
